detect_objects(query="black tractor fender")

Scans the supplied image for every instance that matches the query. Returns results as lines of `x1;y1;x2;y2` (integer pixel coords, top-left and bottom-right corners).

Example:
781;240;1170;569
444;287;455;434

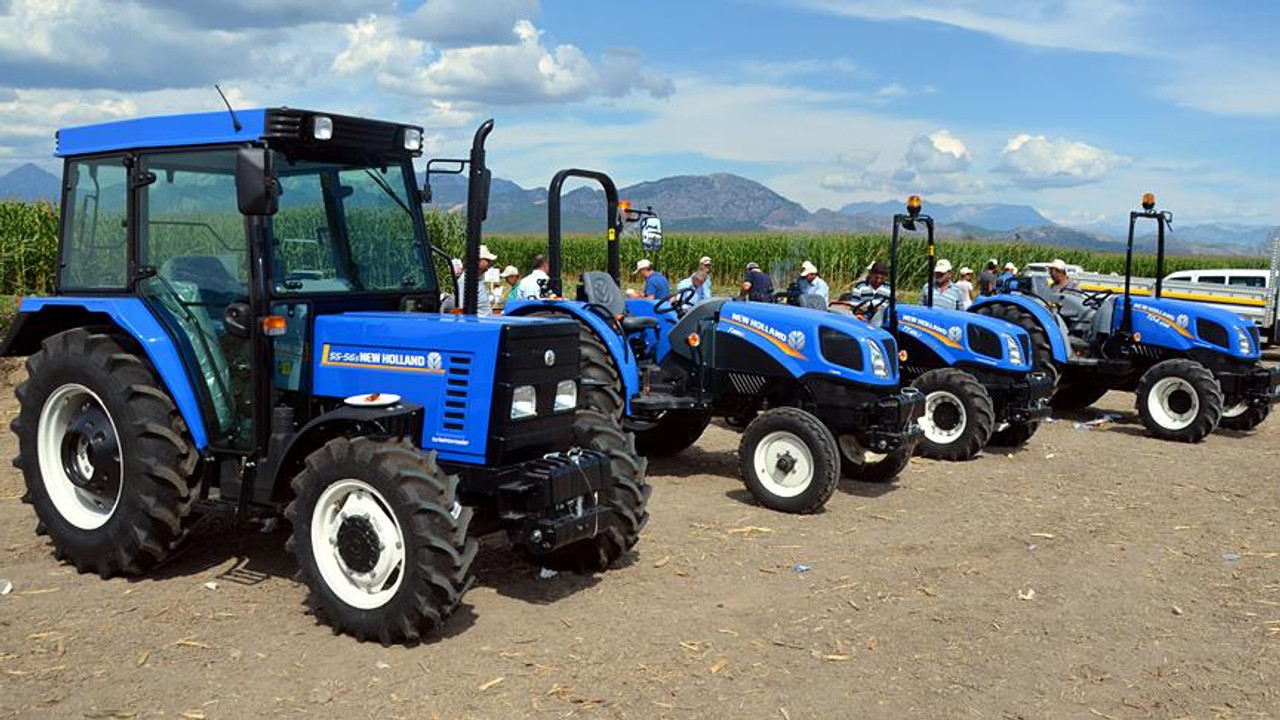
264;401;426;503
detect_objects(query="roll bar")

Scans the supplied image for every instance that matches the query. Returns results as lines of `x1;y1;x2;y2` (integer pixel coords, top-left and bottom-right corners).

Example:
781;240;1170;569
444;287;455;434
1120;195;1173;337
887;203;935;339
546;169;622;297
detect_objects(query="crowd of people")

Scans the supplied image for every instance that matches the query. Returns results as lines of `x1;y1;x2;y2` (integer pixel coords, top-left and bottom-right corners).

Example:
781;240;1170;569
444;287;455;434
447;247;1072;318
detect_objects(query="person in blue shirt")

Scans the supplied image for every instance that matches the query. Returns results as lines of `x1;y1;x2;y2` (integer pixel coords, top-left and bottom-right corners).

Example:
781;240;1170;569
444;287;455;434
628;258;670;299
998;261;1018;290
799;260;829;302
741;262;775;302
675;269;711;305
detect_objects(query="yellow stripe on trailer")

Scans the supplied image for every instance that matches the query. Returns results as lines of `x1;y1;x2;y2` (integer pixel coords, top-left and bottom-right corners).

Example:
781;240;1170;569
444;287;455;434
1077;283;1268;308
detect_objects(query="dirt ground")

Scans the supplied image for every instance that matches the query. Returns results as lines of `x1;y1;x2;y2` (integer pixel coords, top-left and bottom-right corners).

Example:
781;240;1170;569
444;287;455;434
2;358;1279;720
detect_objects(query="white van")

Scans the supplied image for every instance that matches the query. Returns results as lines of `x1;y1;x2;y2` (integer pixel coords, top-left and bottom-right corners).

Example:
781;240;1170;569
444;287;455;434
1163;268;1269;289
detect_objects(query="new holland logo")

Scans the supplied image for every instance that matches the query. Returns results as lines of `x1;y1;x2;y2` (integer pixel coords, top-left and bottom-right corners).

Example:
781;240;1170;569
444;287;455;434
947;326;963;342
426;352;443;370
786;330;806;351
1176;314;1190;329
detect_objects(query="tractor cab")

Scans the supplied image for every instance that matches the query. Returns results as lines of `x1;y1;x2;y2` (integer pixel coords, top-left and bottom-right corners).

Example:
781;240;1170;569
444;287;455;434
4;109;650;642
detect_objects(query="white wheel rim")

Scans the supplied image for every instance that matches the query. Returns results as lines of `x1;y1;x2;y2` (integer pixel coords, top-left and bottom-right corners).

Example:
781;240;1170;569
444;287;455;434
1147;376;1200;431
838;434;887;469
37;383;122;530
919;390;967;444
1222;402;1248;419
310;479;406;610
752;431;815;498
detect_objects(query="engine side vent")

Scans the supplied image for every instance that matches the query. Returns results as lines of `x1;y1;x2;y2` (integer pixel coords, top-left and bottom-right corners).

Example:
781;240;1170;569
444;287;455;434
727;372;767;396
442;354;470;432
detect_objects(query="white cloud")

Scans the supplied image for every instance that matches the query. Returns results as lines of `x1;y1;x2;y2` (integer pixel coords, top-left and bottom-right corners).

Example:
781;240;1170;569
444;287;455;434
994;133;1126;188
134;0;394;30
403;0;539;47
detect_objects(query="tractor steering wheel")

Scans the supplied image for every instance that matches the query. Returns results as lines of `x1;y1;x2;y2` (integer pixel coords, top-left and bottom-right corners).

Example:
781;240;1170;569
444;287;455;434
1078;288;1113;309
830;293;888;321
655;286;699;317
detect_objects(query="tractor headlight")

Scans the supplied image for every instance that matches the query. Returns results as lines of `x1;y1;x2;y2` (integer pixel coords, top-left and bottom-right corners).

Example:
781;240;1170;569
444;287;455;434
866;339;889;379
1237;326;1251;354
554;380;577;412
311;115;333;141
1004;333;1023;366
403;128;423;152
510;385;537;419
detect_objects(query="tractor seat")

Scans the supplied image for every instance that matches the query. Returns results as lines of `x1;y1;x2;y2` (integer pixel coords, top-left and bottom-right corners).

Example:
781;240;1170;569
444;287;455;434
579;270;627;315
621;315;659;332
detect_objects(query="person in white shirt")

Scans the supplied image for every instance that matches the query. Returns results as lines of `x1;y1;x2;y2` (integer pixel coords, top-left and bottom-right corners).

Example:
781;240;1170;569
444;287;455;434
799;260;829;302
675;269;711;306
954;266;975;309
517;254;552;300
457;245;498;317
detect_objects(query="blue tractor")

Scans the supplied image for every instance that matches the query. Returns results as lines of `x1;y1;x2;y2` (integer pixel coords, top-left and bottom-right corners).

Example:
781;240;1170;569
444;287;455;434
4;109;650;642
504;170;924;514
971;194;1280;441
827;197;1054;458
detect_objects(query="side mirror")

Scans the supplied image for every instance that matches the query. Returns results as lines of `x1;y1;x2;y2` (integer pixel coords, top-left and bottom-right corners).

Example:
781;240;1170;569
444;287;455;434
236;147;278;216
223;302;252;338
641;216;663;253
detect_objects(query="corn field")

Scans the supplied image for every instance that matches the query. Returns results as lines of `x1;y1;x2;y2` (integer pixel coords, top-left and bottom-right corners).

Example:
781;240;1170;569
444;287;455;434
0;200;1266;324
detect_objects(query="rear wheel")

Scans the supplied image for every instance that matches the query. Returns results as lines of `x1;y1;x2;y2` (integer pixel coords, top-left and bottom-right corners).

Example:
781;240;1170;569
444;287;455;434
1219;401;1270;431
974;304;1060;387
1050;382;1110;410
1135;359;1222;442
987;421;1039;448
738;407;839;514
527;311;623;422
910;369;995;461
838;433;917;484
537;410;651;572
633;410;711;458
15;329;196;577
286;437;476;644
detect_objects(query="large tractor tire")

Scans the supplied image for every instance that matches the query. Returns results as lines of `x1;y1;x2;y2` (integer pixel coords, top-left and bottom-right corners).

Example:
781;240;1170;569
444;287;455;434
837;433;918;484
285;437;477;644
1050;382;1110;411
633;410;711;458
1219;401;1270;432
526;310;623;422
910;368;995;461
537;410;651;572
1135;359;1222;442
987;421;1039;448
973;304;1060;387
738;407;840;514
14;329;197;577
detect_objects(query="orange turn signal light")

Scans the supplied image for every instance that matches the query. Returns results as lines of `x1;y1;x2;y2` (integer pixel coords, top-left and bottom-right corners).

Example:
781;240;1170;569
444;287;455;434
618;200;632;212
687;333;701;348
1133;332;1143;343
906;195;922;210
262;315;287;336
899;350;909;362
1141;192;1156;211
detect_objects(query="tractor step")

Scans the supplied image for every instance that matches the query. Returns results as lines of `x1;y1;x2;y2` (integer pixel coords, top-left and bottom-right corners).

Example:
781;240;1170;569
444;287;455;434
630;392;701;413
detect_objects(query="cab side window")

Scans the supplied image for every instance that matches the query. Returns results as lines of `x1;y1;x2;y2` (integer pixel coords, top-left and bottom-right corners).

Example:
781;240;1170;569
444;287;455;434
59;157;129;290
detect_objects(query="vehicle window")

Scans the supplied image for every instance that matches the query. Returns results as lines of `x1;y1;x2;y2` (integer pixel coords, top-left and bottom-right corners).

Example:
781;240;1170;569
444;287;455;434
1199;276;1225;285
273;160;429;295
59;157;129;289
1167;274;1190;282
1229;276;1265;288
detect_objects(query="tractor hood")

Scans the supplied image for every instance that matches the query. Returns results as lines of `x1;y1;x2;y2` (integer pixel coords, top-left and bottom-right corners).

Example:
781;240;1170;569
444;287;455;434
896;305;1033;372
1123;297;1262;360
310;311;581;464
717;302;901;388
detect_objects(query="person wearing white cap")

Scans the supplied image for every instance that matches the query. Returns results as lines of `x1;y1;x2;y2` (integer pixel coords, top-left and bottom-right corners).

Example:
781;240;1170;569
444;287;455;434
920;258;967;310
997;261;1018;291
458;244;499;316
698;255;714;296
798;260;829;302
626;258;671;300
954;266;975;309
500;265;521;304
1047;258;1078;293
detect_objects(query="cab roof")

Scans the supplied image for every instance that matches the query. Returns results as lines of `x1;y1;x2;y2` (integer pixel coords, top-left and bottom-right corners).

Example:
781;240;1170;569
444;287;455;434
55;108;423;159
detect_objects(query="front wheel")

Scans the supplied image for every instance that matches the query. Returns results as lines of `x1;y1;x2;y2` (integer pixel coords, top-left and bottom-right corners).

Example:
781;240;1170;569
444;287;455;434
285;437;477;644
987;421;1039;448
1135;359;1222;442
838;433;917;484
633;410;711;458
910;369;995;460
1219;401;1270;431
738;407;839;514
1050;382;1110;411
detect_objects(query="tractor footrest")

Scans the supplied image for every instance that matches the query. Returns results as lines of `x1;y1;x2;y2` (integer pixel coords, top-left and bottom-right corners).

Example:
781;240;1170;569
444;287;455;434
630;392;701;413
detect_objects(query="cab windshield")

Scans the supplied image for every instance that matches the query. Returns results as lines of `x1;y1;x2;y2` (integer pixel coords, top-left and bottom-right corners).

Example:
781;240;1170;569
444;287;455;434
272;157;434;295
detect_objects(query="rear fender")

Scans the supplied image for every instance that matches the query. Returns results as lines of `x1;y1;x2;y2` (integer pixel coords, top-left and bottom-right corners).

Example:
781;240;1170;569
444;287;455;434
969;295;1071;363
504;300;641;413
3;297;212;449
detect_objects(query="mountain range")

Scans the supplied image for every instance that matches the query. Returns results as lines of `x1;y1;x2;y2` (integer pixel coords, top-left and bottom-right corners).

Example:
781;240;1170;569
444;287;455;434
2;162;1274;256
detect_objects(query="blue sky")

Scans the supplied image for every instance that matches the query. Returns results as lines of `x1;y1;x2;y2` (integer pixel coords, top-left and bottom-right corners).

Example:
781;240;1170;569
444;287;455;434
0;0;1276;228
